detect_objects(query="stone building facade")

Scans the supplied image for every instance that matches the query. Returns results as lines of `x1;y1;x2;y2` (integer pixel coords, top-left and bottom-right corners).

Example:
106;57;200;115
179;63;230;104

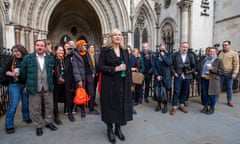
0;0;239;52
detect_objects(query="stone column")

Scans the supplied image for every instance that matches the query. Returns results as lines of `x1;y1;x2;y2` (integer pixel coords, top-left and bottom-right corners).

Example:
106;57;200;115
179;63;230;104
24;27;31;51
122;32;128;48
154;1;161;51
177;0;193;43
33;30;39;42
14;25;22;44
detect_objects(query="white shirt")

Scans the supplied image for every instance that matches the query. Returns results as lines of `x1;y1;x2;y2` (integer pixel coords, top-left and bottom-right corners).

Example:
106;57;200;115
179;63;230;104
36;53;46;71
181;53;187;79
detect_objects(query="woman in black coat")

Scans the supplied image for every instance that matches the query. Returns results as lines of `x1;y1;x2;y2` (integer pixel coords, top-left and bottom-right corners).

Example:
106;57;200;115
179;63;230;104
98;28;133;143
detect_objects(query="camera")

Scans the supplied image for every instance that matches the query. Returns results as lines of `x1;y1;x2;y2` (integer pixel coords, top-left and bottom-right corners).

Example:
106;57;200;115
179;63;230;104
183;65;191;74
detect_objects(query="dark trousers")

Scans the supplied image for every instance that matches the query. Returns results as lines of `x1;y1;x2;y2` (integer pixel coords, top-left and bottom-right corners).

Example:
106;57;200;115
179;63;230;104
85;75;95;111
144;74;152;99
53;84;66;117
135;84;143;102
172;77;192;108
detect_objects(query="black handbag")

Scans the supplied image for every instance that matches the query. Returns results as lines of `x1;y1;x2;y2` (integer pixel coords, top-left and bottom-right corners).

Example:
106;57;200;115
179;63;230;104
153;81;167;102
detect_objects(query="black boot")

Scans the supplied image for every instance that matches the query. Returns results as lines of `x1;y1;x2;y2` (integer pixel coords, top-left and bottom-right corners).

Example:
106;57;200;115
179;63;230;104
115;124;125;141
68;114;75;122
155;102;161;112
54;116;62;125
107;123;116;143
162;103;168;113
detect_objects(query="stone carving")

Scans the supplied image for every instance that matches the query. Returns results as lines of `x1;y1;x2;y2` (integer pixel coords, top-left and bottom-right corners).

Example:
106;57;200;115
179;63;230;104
164;0;171;9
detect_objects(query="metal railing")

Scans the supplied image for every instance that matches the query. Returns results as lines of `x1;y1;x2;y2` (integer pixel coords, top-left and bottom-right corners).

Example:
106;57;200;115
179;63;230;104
0;48;11;117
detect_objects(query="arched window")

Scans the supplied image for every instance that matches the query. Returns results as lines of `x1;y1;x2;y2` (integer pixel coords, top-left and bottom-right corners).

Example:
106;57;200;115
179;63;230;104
161;23;174;53
142;28;148;43
134;28;140;49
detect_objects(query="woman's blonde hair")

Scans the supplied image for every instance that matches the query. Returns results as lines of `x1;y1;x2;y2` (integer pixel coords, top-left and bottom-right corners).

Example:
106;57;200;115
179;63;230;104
103;28;125;49
132;48;141;57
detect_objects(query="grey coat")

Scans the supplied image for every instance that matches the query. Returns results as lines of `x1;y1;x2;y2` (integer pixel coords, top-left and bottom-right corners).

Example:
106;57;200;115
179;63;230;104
200;58;224;95
72;50;95;84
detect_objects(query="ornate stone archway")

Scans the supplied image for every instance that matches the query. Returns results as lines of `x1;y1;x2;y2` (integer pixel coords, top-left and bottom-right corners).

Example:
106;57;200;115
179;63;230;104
9;0;130;51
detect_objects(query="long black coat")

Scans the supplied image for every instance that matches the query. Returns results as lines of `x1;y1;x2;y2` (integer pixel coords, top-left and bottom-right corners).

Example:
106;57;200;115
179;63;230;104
98;47;133;124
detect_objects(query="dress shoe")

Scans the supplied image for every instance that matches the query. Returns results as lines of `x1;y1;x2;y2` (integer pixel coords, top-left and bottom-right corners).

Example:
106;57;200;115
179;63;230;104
206;108;214;115
36;128;43;136
138;99;142;104
68;114;75;122
227;101;234;107
23;119;32;124
107;128;116;143
155;105;161;112
81;110;86;119
170;109;176;115
200;107;208;113
145;99;149;103
5;127;15;134
54;117;63;125
115;126;125;141
46;123;57;131
178;106;188;113
162;105;168;113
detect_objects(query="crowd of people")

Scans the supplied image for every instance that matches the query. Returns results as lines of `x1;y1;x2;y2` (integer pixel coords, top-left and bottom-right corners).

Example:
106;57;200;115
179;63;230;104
1;28;239;144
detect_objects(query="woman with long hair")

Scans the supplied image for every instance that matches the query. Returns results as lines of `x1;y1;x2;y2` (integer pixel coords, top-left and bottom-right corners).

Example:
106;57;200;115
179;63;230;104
3;44;31;134
98;29;133;143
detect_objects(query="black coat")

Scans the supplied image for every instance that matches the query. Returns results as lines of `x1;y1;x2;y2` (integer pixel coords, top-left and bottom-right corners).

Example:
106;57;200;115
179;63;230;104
98;47;133;124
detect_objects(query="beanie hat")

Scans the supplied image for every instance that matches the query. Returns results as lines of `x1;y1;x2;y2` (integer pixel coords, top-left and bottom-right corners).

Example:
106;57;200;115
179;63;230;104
76;40;87;47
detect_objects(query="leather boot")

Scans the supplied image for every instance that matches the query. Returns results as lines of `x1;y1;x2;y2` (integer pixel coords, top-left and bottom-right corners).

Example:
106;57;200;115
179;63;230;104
162;103;168;113
107;124;116;143
54;116;62;125
115;124;125;141
155;102;161;112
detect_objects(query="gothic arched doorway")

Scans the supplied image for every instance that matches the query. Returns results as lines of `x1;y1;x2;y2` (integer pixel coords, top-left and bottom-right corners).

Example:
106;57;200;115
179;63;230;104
48;0;102;50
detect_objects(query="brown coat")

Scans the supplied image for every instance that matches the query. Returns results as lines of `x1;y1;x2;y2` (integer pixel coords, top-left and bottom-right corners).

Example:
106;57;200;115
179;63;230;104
200;58;224;95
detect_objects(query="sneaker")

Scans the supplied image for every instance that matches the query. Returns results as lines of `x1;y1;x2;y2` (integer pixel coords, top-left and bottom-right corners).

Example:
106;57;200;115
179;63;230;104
89;110;100;115
5;127;15;134
72;107;77;114
132;109;137;115
81;111;86;119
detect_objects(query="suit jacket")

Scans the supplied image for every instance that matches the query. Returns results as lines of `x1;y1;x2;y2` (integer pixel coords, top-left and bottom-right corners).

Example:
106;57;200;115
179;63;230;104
171;51;196;79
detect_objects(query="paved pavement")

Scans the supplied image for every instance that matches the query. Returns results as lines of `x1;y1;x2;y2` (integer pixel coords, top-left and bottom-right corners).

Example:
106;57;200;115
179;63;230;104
0;92;240;144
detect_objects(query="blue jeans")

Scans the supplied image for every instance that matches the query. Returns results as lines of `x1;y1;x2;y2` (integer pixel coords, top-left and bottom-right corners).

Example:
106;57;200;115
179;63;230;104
5;83;30;128
201;79;218;109
201;79;209;107
172;77;192;108
220;73;233;102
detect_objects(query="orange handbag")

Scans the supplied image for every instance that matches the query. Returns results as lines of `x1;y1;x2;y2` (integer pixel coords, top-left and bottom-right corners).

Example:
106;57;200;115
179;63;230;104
73;87;90;105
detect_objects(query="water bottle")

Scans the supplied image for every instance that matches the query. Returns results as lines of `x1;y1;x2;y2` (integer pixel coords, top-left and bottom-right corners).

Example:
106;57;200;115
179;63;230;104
120;61;126;78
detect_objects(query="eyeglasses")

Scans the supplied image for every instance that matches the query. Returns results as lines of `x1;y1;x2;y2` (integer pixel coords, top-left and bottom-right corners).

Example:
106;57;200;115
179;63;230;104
222;44;228;46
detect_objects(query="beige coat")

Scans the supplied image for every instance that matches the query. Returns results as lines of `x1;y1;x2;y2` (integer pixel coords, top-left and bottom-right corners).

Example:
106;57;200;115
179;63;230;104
200;58;224;95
